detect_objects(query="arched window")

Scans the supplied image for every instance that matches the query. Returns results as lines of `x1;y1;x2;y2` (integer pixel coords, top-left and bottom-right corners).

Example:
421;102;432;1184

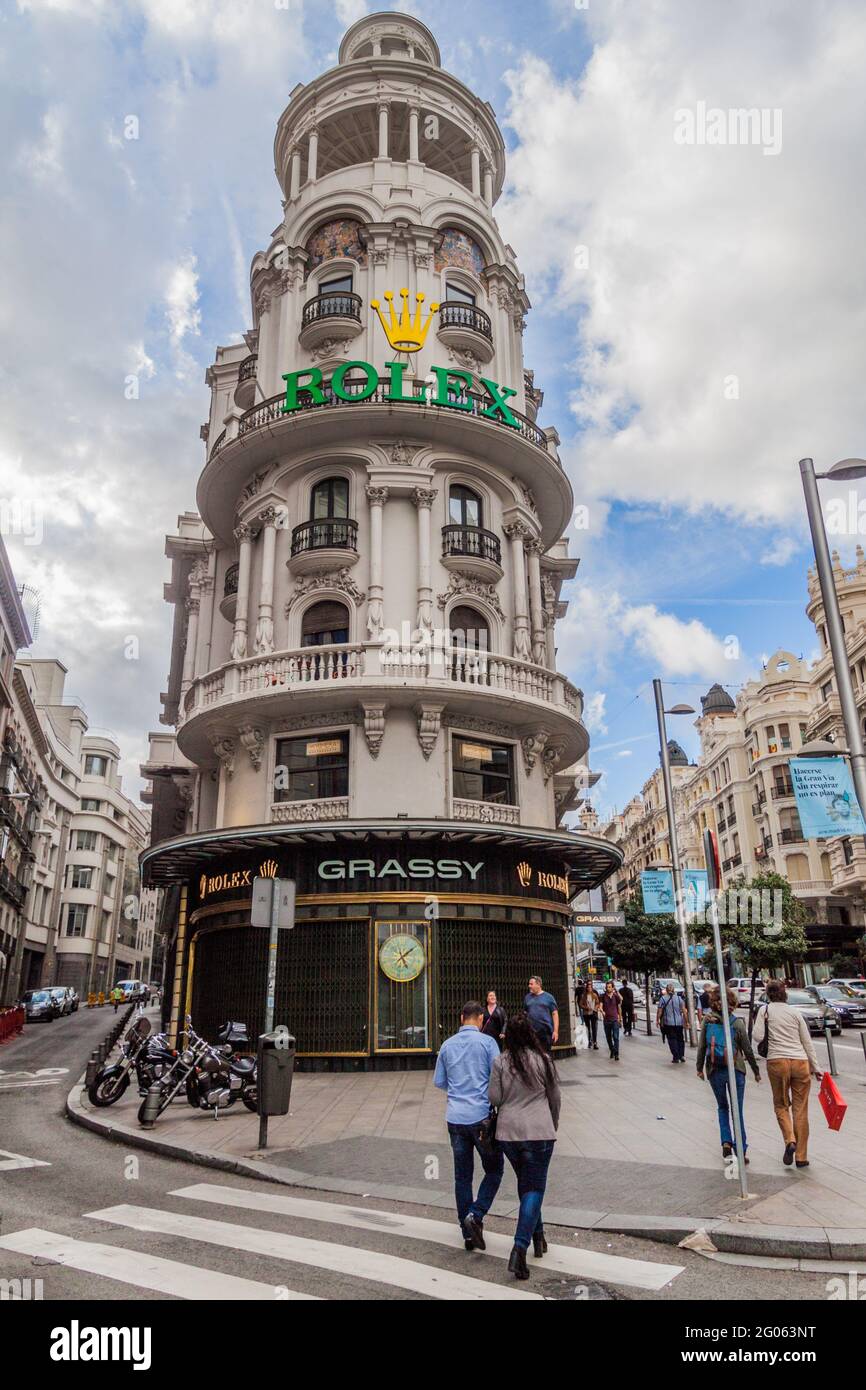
311;477;349;520
301;600;350;648
449;484;482;529
448;605;489;651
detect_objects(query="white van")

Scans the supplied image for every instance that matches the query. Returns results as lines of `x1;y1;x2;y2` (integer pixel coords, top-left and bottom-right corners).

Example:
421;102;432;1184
115;979;144;1001
728;977;765;1006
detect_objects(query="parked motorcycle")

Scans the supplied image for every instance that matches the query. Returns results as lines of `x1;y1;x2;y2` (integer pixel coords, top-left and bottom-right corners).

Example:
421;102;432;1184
185;1021;257;1116
136;1017;256;1124
87;1017;172;1107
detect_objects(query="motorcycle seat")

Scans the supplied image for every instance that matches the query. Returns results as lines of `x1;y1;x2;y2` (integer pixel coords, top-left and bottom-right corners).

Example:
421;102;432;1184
230;1056;255;1076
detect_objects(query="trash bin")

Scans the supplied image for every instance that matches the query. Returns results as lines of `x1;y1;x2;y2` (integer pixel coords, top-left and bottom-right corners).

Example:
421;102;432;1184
257;1028;296;1117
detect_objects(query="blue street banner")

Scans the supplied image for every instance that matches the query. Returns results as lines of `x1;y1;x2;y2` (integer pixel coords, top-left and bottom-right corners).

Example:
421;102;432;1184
641;870;675;914
789;756;866;839
683;869;709;917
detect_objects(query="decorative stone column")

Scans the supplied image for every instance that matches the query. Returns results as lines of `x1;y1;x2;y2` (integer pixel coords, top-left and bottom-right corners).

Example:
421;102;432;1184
526;538;546;665
412;487;437;636
180;592;200;698
378;103;389;160
365;485;389;641
307;127;318;184
230;522;256;662
483;165;494;207
504;521;532;662
254;507;278;656
409;107;420;163
289;148;301;201
470;145;481;197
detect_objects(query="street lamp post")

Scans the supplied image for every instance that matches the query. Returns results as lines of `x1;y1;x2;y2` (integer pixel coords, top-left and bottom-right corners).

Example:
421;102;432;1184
800;457;866;821
653;680;699;1048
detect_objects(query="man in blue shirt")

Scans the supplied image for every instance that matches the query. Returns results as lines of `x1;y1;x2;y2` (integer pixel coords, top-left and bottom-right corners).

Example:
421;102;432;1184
434;1000;504;1250
524;976;559;1051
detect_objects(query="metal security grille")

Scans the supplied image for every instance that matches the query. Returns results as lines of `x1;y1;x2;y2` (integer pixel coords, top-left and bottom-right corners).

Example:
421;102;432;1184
191;919;369;1055
435;918;571;1049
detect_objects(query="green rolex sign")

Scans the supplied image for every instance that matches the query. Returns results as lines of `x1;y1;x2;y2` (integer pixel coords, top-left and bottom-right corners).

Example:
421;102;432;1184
281;360;520;430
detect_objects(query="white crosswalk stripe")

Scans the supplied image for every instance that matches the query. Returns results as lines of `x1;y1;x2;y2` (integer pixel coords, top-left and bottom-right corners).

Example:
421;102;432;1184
86;1203;545;1301
170;1182;684;1292
0;1228;313;1300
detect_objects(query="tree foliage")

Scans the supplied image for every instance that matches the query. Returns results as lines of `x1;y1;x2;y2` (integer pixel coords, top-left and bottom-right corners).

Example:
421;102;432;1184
710;871;809;972
597;895;680;977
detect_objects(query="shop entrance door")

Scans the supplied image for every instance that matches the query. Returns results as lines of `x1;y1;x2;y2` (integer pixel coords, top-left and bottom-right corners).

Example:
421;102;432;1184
373;921;431;1054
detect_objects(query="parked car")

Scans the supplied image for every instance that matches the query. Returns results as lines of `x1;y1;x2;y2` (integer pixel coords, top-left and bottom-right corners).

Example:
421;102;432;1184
728;977;767;1006
805;983;866;1027
827;977;866;999
45;985;76;1016
755;988;841;1037
652;977;683;1002
115;979;145;1002
19;989;57;1022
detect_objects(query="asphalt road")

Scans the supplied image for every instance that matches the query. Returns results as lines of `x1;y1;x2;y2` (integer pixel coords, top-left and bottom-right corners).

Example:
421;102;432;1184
0;1008;850;1302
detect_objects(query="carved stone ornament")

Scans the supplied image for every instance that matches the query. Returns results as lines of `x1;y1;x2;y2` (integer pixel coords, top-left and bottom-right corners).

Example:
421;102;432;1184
437;572;504;620
239;724;266;772
208;734;236;779
365;485;390;505
361;702;388;758
242;471;268;502
541;576;558;626
310;337;354;363
254;616;275;655
521;728;550;776
285;569;365;611
442;713;513;740
446;345;482;374
389;440;418;467
188;558;209;589
411;487;437;509
415;703;445;760
233;521;258;545
229;629;247;662
542;742;565;783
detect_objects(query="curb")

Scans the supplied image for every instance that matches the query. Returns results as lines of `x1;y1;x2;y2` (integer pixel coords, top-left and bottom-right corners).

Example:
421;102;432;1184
65;1078;866;1261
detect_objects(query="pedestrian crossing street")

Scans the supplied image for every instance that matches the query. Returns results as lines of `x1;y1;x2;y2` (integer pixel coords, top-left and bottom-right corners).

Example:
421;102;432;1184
0;1182;685;1301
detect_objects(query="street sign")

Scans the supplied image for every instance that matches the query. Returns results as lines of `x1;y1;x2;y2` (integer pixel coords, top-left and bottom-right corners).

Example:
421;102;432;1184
251;877;295;929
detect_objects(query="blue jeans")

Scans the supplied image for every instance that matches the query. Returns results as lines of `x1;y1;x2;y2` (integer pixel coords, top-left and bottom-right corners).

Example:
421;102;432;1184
665;1025;685;1061
499;1140;555;1250
708;1066;748;1151
603;1021;620;1057
447;1122;504;1227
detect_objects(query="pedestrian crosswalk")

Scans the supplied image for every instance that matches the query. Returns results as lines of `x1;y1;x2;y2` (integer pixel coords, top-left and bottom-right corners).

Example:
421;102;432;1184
0;1181;685;1301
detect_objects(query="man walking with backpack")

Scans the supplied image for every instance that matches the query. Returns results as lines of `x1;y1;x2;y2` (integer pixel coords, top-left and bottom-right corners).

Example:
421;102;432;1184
434;1001;504;1251
696;986;761;1162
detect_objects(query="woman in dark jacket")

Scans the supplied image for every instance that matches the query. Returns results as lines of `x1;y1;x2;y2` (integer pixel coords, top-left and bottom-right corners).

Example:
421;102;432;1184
696;987;761;1162
480;990;506;1047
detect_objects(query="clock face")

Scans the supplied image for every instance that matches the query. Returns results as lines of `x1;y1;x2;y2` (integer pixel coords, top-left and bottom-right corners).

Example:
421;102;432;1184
379;933;426;983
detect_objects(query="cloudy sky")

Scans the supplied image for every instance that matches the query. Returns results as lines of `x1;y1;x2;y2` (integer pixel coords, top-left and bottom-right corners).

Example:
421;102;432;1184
2;0;865;818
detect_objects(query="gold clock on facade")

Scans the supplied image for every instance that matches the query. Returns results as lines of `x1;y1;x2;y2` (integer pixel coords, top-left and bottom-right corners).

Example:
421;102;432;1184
378;933;426;983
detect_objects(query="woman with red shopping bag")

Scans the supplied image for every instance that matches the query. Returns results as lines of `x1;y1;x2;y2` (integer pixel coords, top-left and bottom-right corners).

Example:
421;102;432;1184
753;980;823;1169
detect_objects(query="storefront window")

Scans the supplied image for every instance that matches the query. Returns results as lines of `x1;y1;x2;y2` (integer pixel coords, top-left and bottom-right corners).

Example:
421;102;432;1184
274;732;349;802
452;736;514;804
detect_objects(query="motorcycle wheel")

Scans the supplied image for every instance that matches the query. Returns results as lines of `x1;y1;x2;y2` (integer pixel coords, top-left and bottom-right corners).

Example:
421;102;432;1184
88;1066;130;1107
241;1084;257;1112
186;1074;201;1109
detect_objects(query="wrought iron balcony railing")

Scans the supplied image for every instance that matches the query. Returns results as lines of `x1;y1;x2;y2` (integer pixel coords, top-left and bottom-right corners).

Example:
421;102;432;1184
438;301;493;341
224;563;239;597
238;353;257;384
441;524;501;566
291;517;358;557
301;292;363;330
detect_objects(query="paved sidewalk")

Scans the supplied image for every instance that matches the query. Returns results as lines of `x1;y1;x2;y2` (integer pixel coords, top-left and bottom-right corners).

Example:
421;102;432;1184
68;1015;866;1258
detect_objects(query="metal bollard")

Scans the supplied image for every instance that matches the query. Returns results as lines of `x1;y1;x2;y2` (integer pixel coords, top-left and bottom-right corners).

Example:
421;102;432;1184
824;1024;839;1077
139;1084;163;1129
85;1056;100;1089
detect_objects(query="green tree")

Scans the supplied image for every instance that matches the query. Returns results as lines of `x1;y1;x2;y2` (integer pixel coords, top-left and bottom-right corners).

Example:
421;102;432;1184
597;894;680;1035
701;871;809;1033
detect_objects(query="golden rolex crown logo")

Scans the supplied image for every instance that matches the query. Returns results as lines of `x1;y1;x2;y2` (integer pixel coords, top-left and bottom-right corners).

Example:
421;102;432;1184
517;861;533;888
259;858;278;879
370;288;439;352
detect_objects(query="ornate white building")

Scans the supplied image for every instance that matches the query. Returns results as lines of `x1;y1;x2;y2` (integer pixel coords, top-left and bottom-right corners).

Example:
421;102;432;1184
142;12;620;1065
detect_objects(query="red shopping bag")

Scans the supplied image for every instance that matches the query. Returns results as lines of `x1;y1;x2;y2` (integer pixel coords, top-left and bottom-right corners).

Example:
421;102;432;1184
819;1073;848;1131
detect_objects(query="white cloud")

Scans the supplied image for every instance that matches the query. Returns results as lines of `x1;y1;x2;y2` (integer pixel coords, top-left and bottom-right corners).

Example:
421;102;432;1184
16;106;65;184
760;535;799;567
335;0;367;26
499;1;866;524
165;255;201;344
583;690;608;734
615;748;633;758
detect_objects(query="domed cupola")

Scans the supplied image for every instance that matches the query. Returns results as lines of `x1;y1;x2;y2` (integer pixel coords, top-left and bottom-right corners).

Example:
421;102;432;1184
338;12;441;67
667;739;689;767
700;682;735;715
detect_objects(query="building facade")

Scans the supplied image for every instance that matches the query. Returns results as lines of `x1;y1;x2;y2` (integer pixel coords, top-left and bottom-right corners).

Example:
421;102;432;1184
142;12;621;1067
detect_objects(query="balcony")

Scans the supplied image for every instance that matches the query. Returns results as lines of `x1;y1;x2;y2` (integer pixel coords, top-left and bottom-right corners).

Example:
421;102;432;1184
436;301;495;365
287;517;359;576
778;828;805;845
178;642;587;770
440;524;503;582
219;562;239;620
771;781;794;800
452;797;519;825
234;354;258;409
299;291;363;352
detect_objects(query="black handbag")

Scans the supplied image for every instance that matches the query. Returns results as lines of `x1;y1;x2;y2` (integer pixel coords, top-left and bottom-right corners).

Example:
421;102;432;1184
477;1106;498;1152
757;1005;770;1059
